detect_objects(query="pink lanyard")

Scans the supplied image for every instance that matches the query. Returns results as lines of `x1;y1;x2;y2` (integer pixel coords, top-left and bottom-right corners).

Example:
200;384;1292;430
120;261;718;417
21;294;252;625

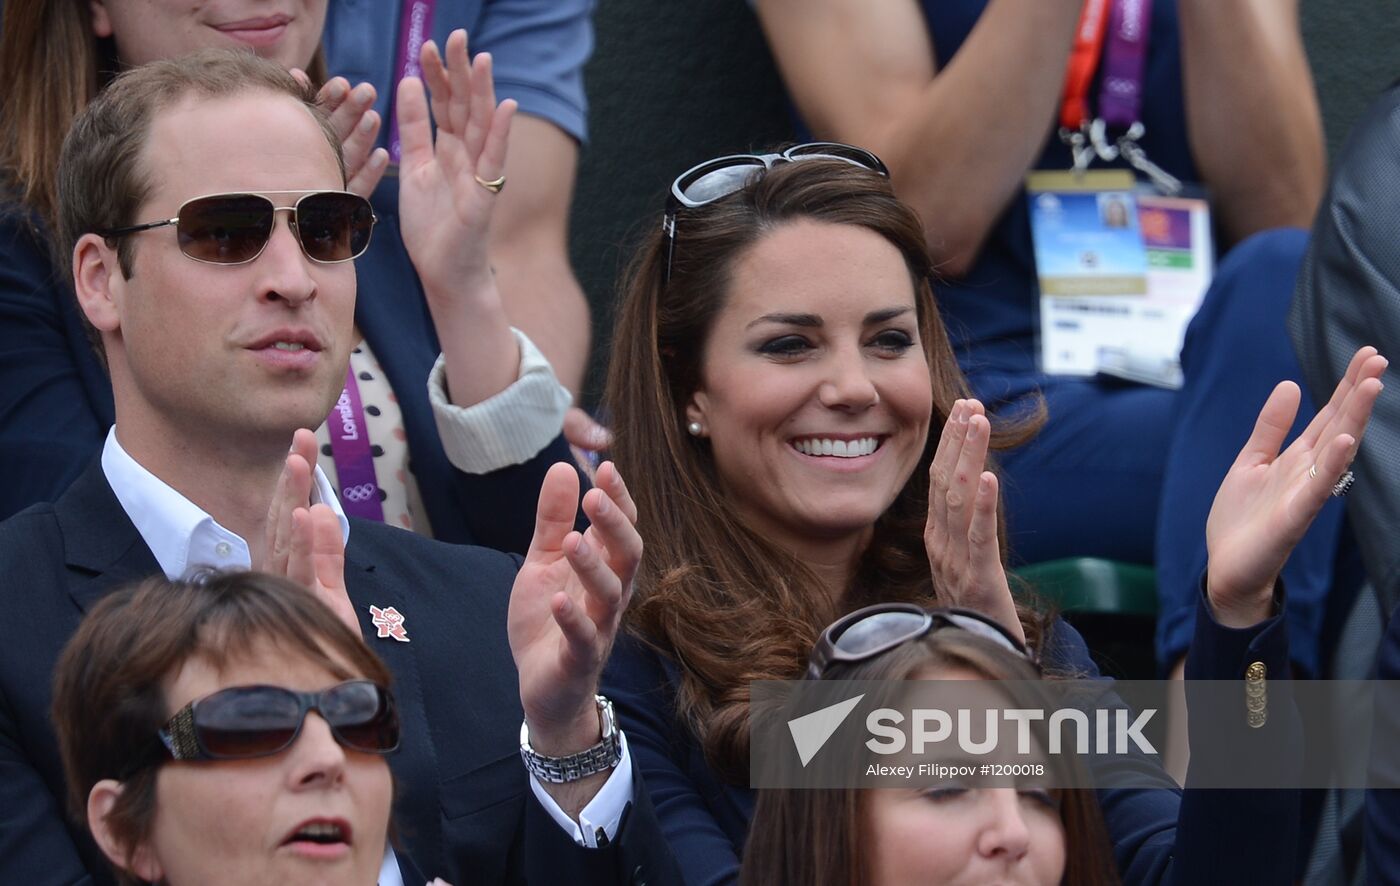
387;0;438;164
327;365;386;522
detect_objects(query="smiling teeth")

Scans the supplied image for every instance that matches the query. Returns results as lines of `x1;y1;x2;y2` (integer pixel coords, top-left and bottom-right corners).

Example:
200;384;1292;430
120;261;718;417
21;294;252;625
272;341;305;351
793;437;880;457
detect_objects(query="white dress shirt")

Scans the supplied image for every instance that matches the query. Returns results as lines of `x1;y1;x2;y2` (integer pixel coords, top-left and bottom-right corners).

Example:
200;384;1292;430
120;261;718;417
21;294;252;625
100;429;632;884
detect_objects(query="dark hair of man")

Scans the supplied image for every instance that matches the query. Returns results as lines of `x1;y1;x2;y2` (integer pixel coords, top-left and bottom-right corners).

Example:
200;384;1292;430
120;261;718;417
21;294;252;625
51;48;344;362
50;570;390;886
740;630;1120;886
604;157;1047;782
0;0;328;230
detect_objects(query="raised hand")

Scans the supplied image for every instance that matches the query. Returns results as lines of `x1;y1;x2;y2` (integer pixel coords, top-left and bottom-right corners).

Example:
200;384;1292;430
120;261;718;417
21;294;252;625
259;429;358;633
292;70;389;198
1206;347;1387;625
509;462;639;757
924;398;1024;645
395;29;516;298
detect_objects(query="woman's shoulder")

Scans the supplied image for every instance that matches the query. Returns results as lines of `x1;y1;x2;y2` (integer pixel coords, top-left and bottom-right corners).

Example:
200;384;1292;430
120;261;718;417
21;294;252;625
1039;615;1105;679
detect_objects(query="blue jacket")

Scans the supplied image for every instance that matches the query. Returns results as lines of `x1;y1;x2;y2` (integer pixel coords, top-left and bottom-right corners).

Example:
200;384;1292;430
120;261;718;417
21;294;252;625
604;597;1300;885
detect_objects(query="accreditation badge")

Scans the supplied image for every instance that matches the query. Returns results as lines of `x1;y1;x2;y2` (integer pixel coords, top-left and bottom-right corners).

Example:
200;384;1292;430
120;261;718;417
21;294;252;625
1027;170;1213;386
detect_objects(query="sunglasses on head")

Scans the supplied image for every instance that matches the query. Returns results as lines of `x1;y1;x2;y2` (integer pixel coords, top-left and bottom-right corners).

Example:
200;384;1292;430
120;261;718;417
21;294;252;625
157;680;400;763
662;142;889;283
806;603;1036;680
97;190;377;265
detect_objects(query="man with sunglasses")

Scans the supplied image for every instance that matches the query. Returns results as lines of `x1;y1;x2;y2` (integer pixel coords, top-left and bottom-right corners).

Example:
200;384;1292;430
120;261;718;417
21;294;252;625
0;50;679;886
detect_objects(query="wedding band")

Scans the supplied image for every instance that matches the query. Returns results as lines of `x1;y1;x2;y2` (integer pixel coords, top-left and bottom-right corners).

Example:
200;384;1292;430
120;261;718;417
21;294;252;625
474;173;506;195
1331;470;1356;498
1309;464;1318;480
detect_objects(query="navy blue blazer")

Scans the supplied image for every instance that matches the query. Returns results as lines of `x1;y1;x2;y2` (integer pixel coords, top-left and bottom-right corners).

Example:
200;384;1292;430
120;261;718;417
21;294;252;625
0;461;679;885
605;598;1300;886
0;185;581;551
1367;605;1400;883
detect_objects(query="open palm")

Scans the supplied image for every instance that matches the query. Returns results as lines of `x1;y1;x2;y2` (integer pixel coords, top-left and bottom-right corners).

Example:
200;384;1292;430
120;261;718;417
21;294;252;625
1206;347;1385;621
396;29;515;298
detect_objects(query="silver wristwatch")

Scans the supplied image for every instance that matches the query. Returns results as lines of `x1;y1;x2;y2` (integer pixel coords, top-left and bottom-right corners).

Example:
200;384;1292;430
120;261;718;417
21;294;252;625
519;695;623;784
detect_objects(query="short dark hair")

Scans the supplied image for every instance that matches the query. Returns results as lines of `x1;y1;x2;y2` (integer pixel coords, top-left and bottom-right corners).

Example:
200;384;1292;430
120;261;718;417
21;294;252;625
51;570;388;885
54;48;345;362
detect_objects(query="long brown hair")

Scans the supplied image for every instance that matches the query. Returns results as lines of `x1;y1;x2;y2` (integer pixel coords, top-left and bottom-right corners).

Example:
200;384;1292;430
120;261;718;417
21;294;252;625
0;0;327;234
605;157;1045;780
739;630;1119;886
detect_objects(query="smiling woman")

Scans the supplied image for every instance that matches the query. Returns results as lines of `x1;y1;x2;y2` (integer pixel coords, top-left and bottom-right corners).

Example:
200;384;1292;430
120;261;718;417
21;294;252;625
50;571;400;886
600;150;1382;884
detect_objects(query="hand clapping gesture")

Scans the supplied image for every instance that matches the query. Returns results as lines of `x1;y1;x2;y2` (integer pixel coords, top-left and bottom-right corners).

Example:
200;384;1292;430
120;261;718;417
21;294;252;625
395;28;515;297
509;462;640;800
924;398;1024;645
1205;347;1386;624
258;428;358;634
290;70;390;198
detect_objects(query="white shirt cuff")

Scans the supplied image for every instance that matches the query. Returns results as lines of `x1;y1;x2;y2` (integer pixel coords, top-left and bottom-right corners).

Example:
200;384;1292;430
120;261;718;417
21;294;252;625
527;731;634;848
427;328;572;474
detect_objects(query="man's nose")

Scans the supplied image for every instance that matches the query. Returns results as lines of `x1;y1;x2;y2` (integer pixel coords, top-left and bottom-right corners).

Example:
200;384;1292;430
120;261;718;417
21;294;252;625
256;213;317;306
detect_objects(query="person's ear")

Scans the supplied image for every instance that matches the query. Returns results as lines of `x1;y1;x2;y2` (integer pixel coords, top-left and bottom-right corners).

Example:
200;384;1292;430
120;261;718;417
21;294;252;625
88;780;163;883
89;2;114;38
73;233;126;337
684;391;709;438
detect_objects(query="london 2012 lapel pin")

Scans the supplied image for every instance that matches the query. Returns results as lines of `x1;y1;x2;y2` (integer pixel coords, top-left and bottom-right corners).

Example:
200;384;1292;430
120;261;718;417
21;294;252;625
369;605;410;642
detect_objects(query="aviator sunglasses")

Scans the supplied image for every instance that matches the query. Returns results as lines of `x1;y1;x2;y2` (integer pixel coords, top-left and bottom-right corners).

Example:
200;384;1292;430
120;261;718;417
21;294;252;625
662;142;888;283
154;680;400;765
97;190;377;265
806;603;1036;681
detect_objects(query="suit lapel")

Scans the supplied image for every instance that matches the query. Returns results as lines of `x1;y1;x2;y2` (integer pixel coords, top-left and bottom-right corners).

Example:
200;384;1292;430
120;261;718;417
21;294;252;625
57;462;161;613
345;541;445;881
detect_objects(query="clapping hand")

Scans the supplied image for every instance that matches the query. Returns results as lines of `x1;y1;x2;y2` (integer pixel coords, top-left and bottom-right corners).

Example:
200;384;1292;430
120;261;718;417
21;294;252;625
924;398;1024;645
509;463;639;770
1205;347;1386;625
395;28;515;298
290;71;390;198
259;428;358;634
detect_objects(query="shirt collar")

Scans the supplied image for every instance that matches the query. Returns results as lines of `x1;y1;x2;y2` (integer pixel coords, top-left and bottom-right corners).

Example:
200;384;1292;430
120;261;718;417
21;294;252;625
101;427;351;580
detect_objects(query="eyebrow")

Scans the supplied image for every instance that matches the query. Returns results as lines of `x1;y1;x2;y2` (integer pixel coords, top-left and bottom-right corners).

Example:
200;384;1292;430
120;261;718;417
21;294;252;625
745;306;913;330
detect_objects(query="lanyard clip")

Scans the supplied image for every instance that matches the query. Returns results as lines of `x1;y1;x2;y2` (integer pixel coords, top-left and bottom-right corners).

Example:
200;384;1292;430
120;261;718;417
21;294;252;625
1060;125;1097;174
1089;118;1119;162
1116;125;1182;195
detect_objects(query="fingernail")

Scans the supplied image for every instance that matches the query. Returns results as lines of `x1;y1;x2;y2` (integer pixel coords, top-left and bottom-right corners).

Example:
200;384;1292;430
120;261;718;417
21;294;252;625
967;418;980;438
574;536;590;557
329;80;347;99
596;494;610;516
354;83;373;102
979;475;991;493
359;113;375;132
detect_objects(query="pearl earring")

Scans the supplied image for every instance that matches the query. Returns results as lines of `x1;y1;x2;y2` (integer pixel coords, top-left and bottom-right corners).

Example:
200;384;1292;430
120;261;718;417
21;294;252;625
687;421;703;436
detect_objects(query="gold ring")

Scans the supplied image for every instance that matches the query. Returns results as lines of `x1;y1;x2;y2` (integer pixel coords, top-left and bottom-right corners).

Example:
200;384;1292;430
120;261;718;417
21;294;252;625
474;173;506;195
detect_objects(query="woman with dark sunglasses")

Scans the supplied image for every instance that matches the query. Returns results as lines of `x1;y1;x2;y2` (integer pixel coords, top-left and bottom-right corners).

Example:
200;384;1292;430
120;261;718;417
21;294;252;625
600;153;1382;884
51;570;434;886
741;606;1120;886
0;4;582;555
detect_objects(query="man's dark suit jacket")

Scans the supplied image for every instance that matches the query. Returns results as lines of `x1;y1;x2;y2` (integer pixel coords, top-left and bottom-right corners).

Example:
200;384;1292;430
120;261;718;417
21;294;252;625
0;462;679;885
0;179;583;550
